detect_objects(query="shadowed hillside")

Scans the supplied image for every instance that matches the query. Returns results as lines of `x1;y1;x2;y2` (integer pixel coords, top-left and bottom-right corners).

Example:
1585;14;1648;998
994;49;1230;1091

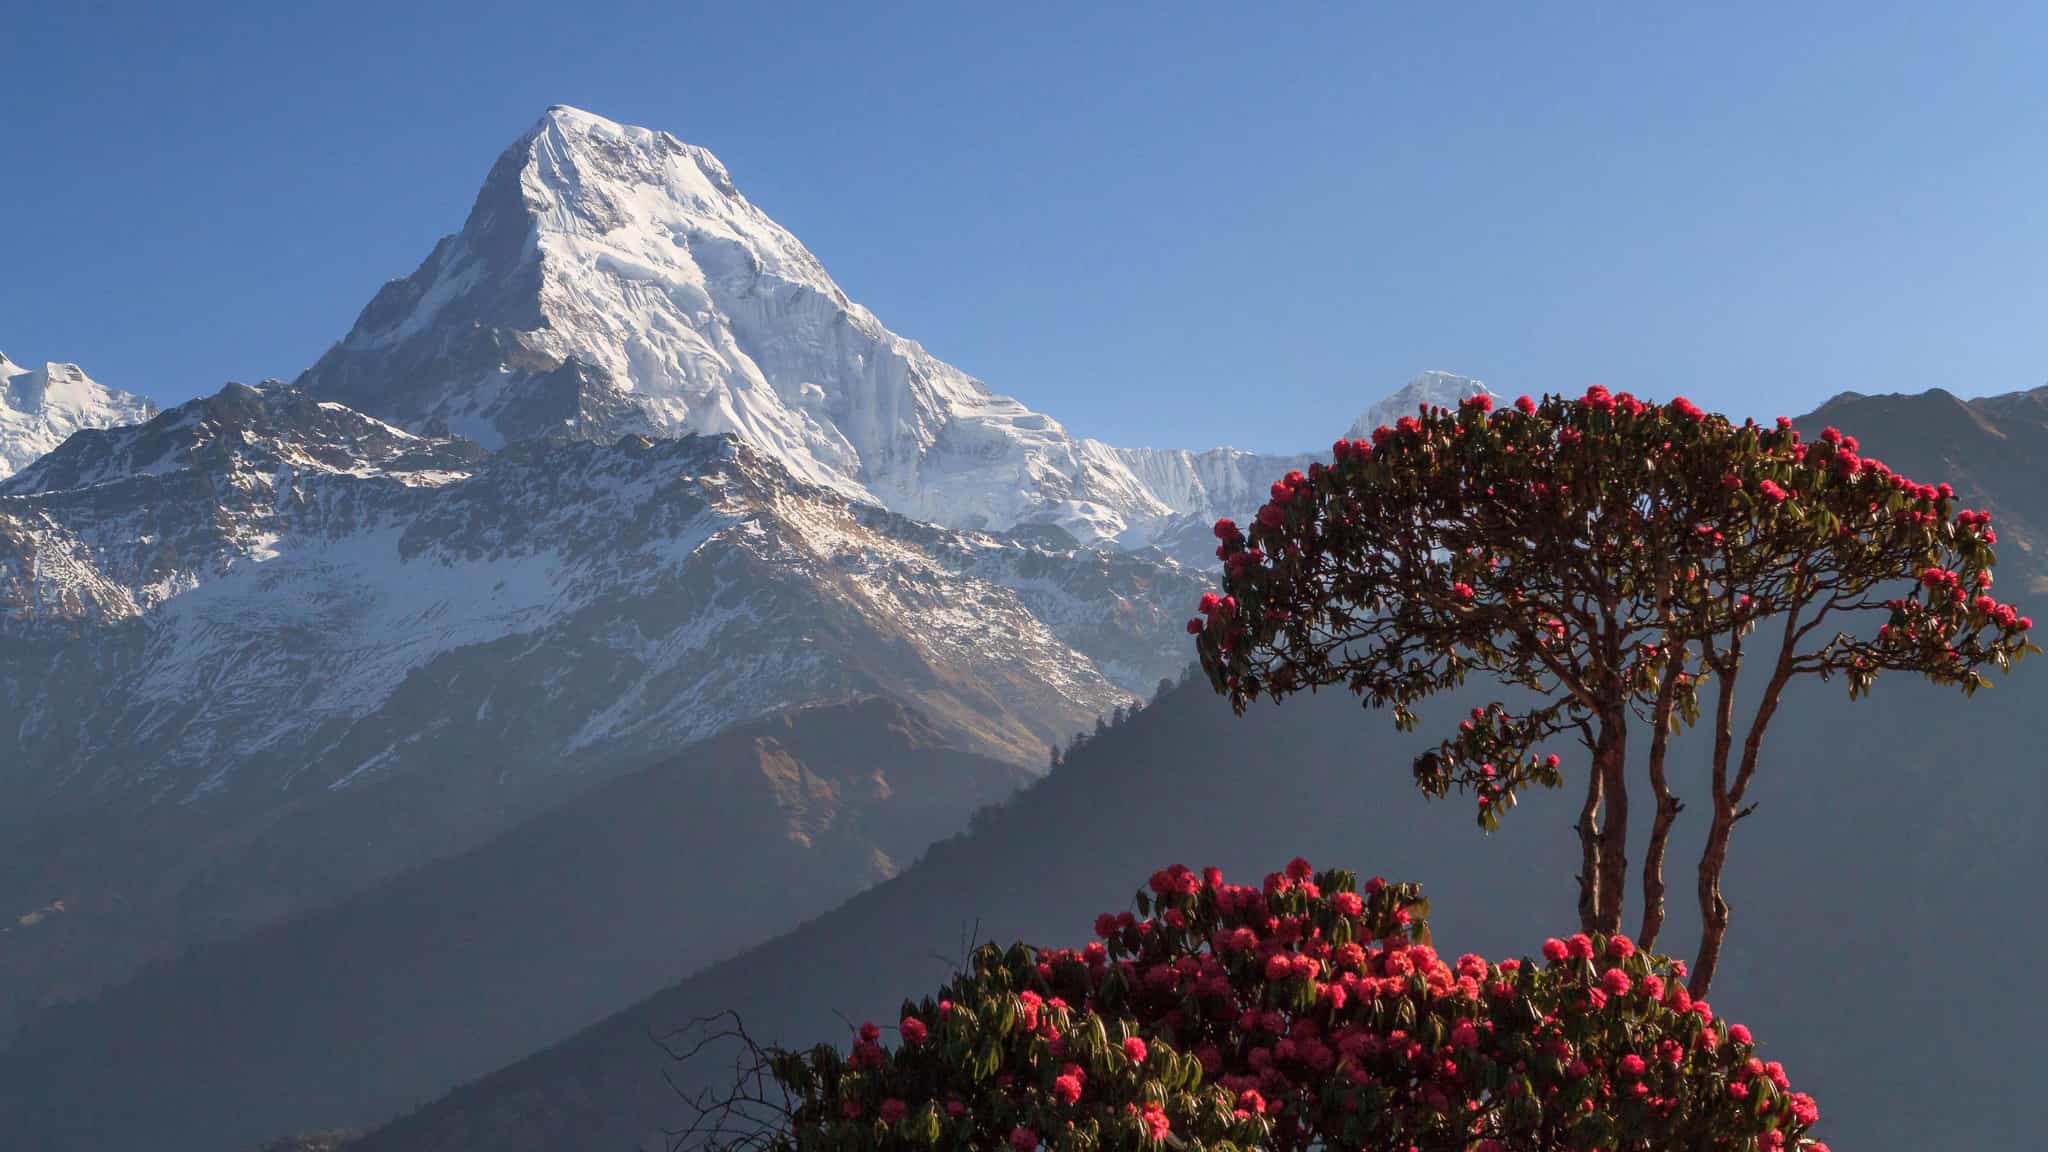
1798;386;2048;587
0;698;1025;1151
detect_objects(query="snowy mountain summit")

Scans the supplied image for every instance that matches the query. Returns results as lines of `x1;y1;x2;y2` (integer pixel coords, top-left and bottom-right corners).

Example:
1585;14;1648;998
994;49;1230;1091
0;352;156;478
301;106;1481;545
1345;370;1494;440
300;106;1152;539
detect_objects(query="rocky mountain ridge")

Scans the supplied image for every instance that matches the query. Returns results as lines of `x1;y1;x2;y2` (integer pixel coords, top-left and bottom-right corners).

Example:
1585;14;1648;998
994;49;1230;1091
0;375;1205;1037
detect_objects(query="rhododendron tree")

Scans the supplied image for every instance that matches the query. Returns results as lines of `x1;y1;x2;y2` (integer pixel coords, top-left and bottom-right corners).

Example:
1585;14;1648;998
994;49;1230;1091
685;861;1827;1152
1191;389;2034;993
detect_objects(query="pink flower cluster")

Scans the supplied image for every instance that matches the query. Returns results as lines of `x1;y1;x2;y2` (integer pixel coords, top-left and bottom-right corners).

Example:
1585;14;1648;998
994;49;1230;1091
773;860;1829;1152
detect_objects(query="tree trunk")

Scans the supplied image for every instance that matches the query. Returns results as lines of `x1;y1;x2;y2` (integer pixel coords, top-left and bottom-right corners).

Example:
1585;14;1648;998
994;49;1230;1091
1638;655;1686;951
1695;658;1792;996
1694;639;1741;996
1691;796;1736;996
1640;788;1681;950
1575;761;1604;935
1592;715;1629;934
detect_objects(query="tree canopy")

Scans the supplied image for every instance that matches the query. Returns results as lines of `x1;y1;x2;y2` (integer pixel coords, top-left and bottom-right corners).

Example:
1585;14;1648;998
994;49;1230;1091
1191;387;2033;992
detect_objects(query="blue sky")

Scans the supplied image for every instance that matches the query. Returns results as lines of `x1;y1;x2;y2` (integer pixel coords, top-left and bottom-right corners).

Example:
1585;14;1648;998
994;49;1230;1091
5;2;2044;453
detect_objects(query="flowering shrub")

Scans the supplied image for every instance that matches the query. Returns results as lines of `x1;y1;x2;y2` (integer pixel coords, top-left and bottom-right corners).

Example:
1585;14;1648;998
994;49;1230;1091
743;861;1826;1152
1190;388;2035;991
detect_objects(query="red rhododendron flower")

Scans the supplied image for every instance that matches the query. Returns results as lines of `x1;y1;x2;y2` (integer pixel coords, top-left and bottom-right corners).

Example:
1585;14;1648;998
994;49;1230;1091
1052;1073;1082;1105
1140;1101;1170;1141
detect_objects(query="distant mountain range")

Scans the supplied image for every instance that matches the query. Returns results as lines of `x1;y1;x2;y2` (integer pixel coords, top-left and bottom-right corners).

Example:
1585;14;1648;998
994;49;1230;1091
0;107;1477;1053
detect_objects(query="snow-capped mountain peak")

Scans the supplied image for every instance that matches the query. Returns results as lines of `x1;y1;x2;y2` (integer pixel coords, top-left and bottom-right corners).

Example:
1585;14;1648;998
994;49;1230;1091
519;105;837;299
300;104;1156;541
1344;371;1493;440
0;352;157;479
306;108;1480;548
297;108;1499;555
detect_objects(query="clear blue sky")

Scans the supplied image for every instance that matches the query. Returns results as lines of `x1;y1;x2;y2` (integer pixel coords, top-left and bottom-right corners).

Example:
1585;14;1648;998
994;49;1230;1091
6;2;2044;453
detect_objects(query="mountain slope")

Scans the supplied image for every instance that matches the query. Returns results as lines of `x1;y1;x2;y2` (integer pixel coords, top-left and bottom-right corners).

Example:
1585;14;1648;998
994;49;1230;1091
0;381;1204;1039
1797;385;2048;587
0;382;1183;797
0;351;156;479
0;698;1030;1152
